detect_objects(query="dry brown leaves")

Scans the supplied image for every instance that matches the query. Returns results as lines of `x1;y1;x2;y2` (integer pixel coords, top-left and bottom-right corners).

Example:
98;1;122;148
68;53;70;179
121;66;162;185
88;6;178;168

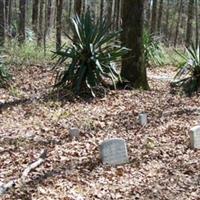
0;66;200;199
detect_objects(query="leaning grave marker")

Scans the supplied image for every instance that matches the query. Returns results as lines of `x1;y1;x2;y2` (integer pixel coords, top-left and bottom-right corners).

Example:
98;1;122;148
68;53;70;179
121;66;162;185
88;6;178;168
100;138;129;166
190;126;200;149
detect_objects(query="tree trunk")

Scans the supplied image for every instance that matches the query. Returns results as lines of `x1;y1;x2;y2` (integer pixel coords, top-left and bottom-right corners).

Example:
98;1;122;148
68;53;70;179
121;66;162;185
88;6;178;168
164;0;170;39
56;0;63;50
100;0;104;20
150;0;157;34
5;0;9;33
37;0;44;46
186;0;194;47
82;0;86;15
74;0;82;16
157;0;163;34
32;0;39;34
47;0;52;33
68;0;72;18
121;0;149;90
174;0;183;47
0;0;5;47
44;0;48;55
195;0;199;47
145;0;151;30
18;0;26;44
115;0;120;30
8;0;12;37
106;0;113;27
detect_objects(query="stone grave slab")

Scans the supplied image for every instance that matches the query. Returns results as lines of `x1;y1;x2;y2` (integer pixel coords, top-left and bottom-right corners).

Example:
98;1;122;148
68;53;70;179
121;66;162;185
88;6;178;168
190;126;200;149
100;138;128;166
139;113;147;126
69;128;80;139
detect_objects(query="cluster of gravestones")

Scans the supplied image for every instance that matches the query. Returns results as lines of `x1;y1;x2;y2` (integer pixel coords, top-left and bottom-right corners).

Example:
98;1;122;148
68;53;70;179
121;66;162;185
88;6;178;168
69;113;200;166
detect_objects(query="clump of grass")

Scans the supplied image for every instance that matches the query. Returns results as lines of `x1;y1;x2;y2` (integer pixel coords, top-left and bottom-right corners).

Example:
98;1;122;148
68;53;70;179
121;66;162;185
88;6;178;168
4;40;54;66
0;55;11;87
143;31;166;67
164;47;186;67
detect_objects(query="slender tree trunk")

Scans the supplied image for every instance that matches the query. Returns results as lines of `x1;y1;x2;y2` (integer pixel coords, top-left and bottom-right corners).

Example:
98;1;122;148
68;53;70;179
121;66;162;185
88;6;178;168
121;0;149;90
115;0;120;30
68;0;72;18
100;0;104;20
5;0;9;33
195;0;199;47
106;0;113;27
37;0;44;46
56;0;63;50
174;0;183;47
4;0;12;37
44;0;48;55
168;1;179;44
113;0;117;30
0;0;5;47
186;0;194;47
32;0;39;34
74;0;82;16
8;0;12;37
18;0;26;44
157;0;163;34
82;0;86;15
150;0;157;34
51;0;56;29
47;0;52;34
145;0;151;30
165;0;170;39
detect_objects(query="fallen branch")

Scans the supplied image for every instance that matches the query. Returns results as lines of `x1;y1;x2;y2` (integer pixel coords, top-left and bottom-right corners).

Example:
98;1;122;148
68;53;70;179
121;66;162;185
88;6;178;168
0;149;47;196
21;149;47;183
0;180;16;195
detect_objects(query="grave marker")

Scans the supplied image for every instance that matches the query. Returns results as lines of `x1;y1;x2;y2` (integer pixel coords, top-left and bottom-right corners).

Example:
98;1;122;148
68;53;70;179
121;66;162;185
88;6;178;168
139;113;147;126
69;128;80;139
190;126;200;149
100;138;129;166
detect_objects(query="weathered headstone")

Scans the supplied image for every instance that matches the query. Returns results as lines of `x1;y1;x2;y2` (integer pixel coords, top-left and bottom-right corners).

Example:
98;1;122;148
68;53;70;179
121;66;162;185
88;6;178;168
139;113;147;126
190;126;200;149
69;128;80;139
100;138;129;166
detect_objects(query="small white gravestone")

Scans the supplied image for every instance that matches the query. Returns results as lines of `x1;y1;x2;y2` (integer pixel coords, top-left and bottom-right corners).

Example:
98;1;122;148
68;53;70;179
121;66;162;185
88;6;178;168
190;126;200;149
139;113;147;126
100;138;129;166
69;128;80;139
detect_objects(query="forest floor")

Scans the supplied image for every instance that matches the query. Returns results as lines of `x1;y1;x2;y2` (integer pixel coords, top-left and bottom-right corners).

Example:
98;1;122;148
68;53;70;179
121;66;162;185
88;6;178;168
1;65;200;200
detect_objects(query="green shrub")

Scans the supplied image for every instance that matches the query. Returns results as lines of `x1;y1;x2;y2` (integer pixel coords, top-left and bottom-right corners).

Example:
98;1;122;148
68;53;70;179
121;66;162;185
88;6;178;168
172;44;200;95
52;10;128;97
0;56;11;87
143;31;166;66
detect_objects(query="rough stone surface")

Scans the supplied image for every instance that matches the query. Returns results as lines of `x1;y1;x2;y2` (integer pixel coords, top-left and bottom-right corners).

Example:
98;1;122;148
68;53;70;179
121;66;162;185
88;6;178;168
190;126;200;149
69;128;80;139
139;113;147;126
100;138;129;166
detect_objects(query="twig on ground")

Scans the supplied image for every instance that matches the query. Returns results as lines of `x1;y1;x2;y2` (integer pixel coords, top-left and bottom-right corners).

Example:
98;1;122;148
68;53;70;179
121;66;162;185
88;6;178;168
0;149;47;196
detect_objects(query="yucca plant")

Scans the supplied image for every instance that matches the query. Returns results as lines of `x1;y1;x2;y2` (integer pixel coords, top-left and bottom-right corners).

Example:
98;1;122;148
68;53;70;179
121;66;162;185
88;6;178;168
52;10;128;97
172;44;200;95
143;31;165;67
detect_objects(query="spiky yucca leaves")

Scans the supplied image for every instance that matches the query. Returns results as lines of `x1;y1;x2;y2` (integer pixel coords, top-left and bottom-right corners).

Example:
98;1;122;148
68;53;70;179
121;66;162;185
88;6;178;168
52;11;128;97
173;44;200;95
